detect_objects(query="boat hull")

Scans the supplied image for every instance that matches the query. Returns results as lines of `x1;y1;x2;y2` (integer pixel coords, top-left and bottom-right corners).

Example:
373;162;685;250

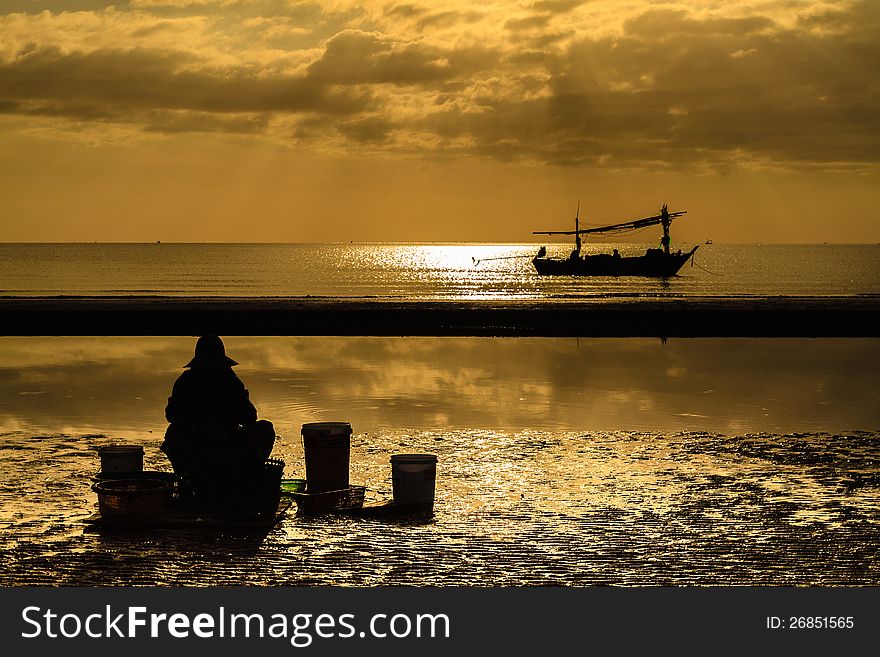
533;246;698;277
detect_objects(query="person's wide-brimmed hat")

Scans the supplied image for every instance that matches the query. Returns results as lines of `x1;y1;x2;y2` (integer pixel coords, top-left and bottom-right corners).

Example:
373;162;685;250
184;335;238;368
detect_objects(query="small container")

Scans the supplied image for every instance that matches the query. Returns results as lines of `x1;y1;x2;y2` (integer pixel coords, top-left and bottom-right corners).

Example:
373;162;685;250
391;454;437;509
302;422;352;493
92;478;172;520
93;470;175;483
290;486;366;515
98;445;144;474
280;478;308;494
230;458;286;517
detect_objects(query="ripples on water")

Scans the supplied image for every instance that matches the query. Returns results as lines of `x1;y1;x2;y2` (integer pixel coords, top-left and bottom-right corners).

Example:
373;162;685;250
1;243;878;298
1;429;877;586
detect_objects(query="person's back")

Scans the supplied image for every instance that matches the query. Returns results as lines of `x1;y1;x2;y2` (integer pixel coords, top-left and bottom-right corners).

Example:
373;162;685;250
166;367;257;430
161;335;275;507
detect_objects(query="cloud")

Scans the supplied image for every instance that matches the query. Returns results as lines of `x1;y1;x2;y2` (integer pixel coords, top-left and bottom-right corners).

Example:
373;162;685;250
415;10;464;31
0;100;117;121
335;115;393;143
0;44;371;117
797;0;880;35
0;0;878;172
129;0;326;20
410;3;880;172
729;48;757;59
0;1;120;12
385;4;426;20
505;15;553;32
143;110;269;134
531;0;584;13
306;29;456;85
623;8;776;38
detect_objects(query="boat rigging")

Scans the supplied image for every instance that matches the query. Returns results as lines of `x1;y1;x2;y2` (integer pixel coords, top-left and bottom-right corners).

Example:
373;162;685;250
531;204;697;277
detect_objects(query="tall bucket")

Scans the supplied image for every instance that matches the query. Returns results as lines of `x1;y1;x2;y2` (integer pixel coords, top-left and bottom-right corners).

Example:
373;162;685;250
391;454;437;509
98;445;144;474
302;422;351;493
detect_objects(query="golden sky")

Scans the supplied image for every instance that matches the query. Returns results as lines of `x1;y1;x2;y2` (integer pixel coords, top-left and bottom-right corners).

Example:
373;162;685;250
1;0;878;242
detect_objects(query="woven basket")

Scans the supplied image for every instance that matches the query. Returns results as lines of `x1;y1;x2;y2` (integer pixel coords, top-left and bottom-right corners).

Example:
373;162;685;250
290;485;366;515
228;458;285;517
92;478;173;520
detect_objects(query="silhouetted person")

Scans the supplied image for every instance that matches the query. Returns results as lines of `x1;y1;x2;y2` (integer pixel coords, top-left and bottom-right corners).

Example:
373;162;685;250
161;335;275;507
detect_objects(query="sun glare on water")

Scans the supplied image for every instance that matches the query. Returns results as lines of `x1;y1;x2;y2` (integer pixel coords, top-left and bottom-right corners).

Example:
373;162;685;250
363;244;542;300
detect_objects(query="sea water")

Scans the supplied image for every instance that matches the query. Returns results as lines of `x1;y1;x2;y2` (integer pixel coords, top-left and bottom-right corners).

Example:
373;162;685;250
1;242;878;298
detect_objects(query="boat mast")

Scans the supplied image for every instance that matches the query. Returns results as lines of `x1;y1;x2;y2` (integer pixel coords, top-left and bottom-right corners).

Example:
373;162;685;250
574;202;581;255
660;204;671;254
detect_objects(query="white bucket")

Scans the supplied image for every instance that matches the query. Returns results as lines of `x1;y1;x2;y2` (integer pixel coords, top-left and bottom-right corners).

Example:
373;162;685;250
391;454;437;507
98;445;144;473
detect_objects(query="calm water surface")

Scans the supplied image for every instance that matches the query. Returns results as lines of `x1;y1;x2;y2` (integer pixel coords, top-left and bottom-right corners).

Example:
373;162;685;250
1;337;877;586
2;243;878;298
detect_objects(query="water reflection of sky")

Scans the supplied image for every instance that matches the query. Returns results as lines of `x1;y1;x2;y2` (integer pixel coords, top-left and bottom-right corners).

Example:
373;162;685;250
1;337;877;438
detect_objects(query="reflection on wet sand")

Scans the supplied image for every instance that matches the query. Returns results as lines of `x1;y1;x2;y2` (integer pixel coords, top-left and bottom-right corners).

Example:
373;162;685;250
0;337;877;586
1;428;877;586
0;337;878;436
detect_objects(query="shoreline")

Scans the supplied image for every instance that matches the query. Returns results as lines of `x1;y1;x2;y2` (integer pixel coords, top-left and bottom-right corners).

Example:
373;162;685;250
1;296;878;337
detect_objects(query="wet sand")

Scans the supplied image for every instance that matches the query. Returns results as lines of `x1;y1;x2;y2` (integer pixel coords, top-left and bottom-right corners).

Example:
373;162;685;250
1;296;879;336
1;429;877;586
1;336;876;586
